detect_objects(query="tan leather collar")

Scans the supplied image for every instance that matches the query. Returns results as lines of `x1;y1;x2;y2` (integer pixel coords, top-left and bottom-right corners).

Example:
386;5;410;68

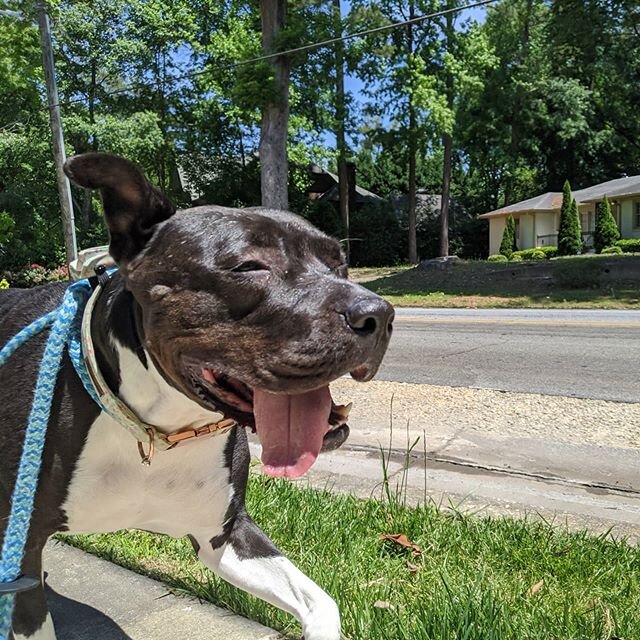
81;280;236;466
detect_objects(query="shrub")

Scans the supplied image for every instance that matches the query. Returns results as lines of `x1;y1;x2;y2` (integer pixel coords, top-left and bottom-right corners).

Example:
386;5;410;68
6;263;69;288
488;254;508;262
499;215;517;258
616;239;640;253
512;247;555;260
349;201;403;267
0;277;8;289
510;254;523;262
538;246;558;258
557;181;582;255
594;196;620;253
601;245;623;255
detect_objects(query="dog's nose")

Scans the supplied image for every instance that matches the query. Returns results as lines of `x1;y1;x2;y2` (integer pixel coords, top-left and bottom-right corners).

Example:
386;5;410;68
345;297;394;338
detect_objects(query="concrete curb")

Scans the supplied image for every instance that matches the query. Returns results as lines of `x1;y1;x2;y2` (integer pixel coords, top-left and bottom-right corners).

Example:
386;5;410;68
44;541;282;640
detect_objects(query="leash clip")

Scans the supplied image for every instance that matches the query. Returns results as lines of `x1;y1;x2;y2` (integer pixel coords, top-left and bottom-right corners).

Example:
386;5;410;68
88;263;113;291
0;575;40;595
137;427;156;466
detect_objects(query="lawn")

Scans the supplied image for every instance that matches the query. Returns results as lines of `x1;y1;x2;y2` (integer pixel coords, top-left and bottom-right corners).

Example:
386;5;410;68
351;255;640;309
63;472;640;640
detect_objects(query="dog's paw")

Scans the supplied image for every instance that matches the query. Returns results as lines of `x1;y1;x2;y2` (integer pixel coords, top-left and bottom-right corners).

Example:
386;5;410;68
301;596;341;640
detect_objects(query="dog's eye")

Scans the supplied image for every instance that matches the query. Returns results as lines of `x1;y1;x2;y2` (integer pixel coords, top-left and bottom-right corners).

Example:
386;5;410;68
231;261;269;273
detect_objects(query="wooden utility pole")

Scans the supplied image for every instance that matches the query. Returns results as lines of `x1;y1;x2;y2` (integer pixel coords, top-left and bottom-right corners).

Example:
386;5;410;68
333;0;350;262
259;0;290;210
36;0;77;265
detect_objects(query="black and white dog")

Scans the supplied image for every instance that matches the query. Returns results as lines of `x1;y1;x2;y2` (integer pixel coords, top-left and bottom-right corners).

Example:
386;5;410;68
0;153;393;640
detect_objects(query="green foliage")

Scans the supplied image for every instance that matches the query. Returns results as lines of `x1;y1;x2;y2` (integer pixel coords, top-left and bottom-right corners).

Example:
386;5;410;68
349;201;403;267
557;182;582;256
0;211;15;244
509;254;522;262
499;214;517;258
593;196;620;253
0;277;9;289
512;246;557;260
1;0;639;273
601;245;622;255
488;254;508;262
615;239;640;253
538;246;558;259
301;199;344;240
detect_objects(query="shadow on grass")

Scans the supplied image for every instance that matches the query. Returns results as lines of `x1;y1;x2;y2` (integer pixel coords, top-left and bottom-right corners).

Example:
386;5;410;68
361;257;640;308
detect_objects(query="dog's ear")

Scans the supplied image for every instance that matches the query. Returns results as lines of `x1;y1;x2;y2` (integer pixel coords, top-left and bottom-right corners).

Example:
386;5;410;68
64;153;176;264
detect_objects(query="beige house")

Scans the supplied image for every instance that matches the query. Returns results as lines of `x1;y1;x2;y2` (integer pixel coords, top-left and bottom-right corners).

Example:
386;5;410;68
480;175;640;255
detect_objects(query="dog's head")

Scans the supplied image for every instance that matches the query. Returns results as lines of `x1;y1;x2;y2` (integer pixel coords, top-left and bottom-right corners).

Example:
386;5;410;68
64;153;394;477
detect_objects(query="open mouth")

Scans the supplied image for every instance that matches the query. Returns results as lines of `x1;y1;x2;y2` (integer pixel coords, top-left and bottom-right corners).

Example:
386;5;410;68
186;363;353;478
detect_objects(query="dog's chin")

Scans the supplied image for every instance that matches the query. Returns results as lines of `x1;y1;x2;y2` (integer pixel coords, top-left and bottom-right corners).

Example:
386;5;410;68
180;361;354;478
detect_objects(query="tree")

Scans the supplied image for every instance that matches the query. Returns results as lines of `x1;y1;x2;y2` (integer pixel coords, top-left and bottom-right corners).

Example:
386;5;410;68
499;214;516;258
593;195;620;253
259;0;290;210
349;0;444;264
557;180;581;255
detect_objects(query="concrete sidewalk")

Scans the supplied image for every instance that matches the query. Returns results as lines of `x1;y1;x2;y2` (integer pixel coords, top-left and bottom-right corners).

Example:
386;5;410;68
44;542;281;640
283;431;640;541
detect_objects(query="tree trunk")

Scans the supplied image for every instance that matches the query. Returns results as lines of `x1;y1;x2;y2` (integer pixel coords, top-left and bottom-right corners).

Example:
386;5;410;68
439;3;454;257
407;0;418;264
333;0;350;262
439;133;452;257
259;0;290;210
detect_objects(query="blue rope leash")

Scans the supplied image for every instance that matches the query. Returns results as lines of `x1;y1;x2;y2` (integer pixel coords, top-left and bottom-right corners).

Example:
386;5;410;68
0;279;96;640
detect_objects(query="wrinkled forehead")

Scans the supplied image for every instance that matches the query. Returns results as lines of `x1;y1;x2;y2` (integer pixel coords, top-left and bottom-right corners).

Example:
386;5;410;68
155;206;345;267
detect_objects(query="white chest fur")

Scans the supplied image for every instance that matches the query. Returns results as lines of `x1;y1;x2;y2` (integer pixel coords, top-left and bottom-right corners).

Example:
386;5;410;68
62;338;235;539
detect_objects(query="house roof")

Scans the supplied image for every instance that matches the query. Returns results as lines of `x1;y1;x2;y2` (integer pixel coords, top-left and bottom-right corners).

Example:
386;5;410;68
307;166;382;202
573;175;640;203
478;192;562;219
479;174;640;219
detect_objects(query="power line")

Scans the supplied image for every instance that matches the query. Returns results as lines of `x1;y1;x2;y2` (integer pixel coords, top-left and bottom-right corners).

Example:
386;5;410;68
45;0;498;112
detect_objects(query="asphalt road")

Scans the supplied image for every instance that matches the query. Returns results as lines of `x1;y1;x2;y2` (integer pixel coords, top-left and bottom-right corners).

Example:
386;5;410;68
378;308;640;403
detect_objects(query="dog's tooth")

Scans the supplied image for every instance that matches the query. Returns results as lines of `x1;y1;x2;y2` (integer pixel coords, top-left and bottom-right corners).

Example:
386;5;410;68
334;402;353;419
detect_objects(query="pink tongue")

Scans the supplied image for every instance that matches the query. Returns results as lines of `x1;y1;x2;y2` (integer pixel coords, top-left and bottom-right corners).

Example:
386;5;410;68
253;386;331;478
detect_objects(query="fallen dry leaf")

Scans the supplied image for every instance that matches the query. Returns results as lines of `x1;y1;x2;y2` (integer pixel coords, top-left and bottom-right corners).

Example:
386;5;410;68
379;533;422;556
406;561;421;575
361;577;385;588
526;579;545;596
373;600;394;610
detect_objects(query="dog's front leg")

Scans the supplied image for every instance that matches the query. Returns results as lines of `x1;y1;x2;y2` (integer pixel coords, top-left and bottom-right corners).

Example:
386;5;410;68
192;511;340;640
10;545;55;640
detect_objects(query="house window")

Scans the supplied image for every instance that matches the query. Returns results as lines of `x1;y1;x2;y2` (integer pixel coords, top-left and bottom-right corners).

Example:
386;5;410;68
514;218;520;247
635;202;640;229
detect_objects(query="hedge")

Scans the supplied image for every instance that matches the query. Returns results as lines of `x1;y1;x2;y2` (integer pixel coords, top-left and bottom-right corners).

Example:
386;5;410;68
512;246;557;260
615;239;640;253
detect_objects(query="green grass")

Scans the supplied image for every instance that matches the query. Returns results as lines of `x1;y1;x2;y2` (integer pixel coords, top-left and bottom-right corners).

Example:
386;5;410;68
377;289;640;309
62;473;640;640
